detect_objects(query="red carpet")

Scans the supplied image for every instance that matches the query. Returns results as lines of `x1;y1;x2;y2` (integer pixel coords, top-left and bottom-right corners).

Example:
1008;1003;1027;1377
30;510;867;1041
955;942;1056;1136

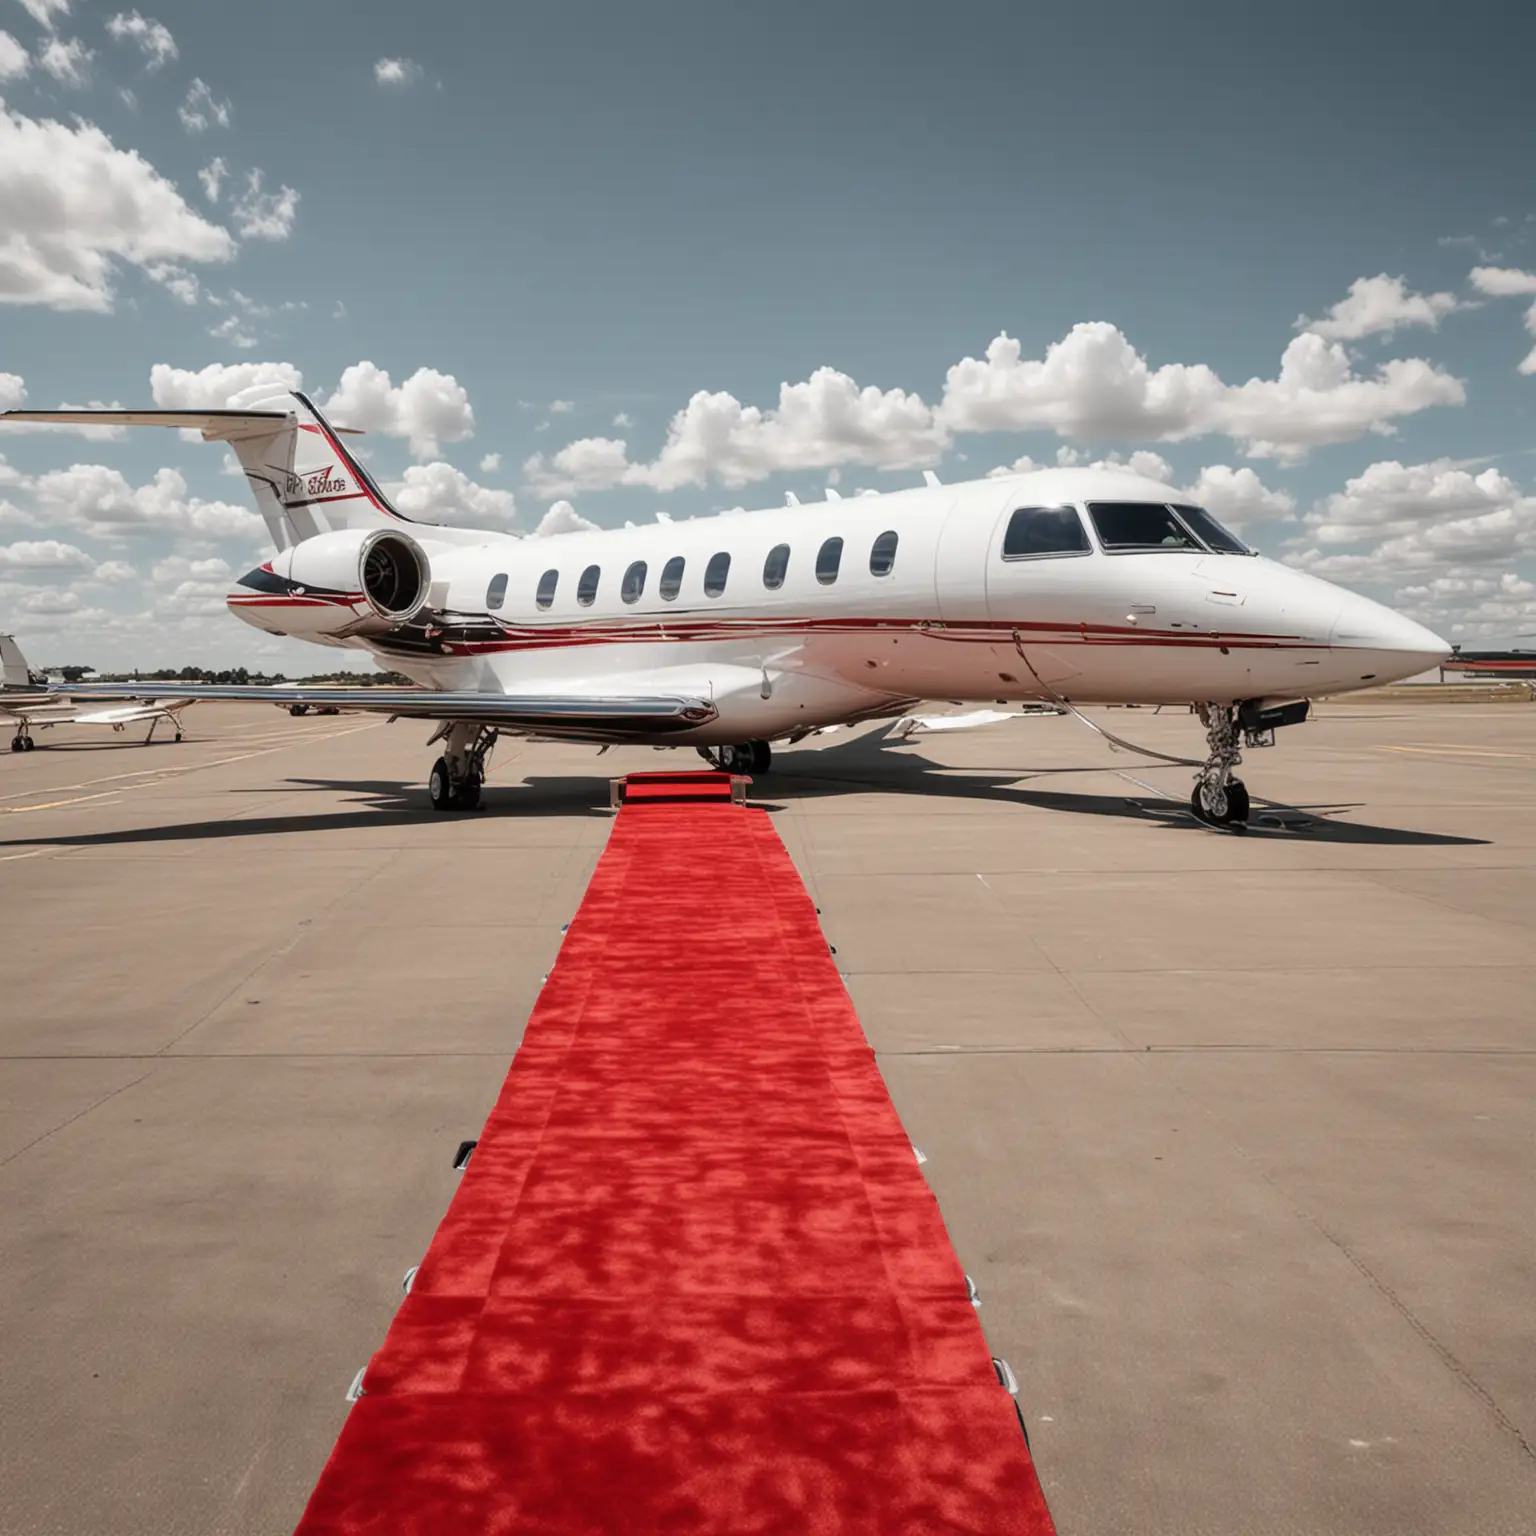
296;784;1056;1534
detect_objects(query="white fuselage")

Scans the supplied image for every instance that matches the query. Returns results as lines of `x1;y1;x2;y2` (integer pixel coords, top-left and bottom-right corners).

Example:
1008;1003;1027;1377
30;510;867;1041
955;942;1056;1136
227;467;1448;746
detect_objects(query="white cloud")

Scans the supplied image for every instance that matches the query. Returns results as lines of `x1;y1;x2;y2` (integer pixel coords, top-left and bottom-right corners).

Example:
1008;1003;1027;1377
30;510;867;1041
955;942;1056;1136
549;399;574;414
32;463;263;540
389;462;515;527
1468;266;1536;297
0;30;29;80
151;554;231;582
323;362;474;457
16;1;70;29
198;156;226;203
36;34;90;86
229;169;298;241
1180;464;1295;528
0;372;22;411
179;78;230;133
373;57;421;86
531;501;600;537
530;323;1465;493
17;584;82;614
0;104;234;311
91;558;136;583
1297;274;1463;341
149;360;303;408
208;312;258;349
478;451;501;473
1468;267;1536;375
612;412;633;428
0;538;94;571
1288;459;1536;583
939;325;1463;463
105;11;176;69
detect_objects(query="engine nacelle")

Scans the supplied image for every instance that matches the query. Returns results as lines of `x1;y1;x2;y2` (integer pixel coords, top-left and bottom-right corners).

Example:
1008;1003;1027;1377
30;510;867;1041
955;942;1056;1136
268;528;432;630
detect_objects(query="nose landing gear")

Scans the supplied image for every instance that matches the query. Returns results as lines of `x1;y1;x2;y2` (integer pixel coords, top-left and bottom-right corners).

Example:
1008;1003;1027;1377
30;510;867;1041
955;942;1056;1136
1191;700;1310;827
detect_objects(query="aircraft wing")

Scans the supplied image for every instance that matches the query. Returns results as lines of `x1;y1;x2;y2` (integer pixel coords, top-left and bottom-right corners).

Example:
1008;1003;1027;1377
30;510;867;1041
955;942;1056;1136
43;684;717;741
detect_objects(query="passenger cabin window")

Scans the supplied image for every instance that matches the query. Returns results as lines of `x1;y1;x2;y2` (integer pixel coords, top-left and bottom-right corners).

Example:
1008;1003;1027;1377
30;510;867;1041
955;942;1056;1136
869;530;898;577
621;560;647;603
659;556;685;601
1087;502;1201;552
486;573;508;609
1001;506;1090;559
1171;504;1252;555
816;536;844;585
536;569;558;609
576;564;601;605
763;543;790;589
704;551;731;598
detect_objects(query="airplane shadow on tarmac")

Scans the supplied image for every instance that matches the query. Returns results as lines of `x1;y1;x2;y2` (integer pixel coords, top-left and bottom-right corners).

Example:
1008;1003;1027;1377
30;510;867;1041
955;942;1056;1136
0;727;1489;849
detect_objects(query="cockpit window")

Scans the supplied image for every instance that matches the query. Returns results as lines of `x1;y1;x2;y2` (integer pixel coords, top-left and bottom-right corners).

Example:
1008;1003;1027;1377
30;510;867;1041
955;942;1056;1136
1087;502;1203;552
1171;504;1253;555
1002;506;1091;559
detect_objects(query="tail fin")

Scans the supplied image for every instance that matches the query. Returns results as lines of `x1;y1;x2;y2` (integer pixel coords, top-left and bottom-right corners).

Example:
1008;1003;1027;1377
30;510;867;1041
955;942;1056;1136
0;392;417;552
1;633;35;690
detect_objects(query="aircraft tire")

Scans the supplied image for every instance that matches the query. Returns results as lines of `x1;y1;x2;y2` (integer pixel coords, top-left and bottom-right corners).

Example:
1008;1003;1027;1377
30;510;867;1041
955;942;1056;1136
749;740;772;774
459;776;482;811
429;756;454;812
9;737;22;752
1191;777;1249;827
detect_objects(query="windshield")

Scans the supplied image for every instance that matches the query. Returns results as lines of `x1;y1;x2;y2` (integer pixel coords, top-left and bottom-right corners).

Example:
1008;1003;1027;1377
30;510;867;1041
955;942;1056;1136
1087;502;1204;552
1171;504;1253;555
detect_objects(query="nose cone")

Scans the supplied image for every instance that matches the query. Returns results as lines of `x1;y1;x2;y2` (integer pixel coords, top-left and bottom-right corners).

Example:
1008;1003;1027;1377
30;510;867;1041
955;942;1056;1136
1331;591;1452;683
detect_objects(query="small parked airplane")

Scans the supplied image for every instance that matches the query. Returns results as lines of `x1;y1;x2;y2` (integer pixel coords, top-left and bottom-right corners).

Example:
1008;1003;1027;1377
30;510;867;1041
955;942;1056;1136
1;391;1448;823
0;635;193;750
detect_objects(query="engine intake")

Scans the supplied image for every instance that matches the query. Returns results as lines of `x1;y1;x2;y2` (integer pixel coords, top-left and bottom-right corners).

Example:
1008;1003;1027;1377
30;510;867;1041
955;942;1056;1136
361;530;430;622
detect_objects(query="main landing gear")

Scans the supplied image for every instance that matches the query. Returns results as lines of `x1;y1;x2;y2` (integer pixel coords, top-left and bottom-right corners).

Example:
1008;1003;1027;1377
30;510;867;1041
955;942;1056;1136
1190;700;1310;827
428;722;498;812
10;730;35;752
699;741;771;774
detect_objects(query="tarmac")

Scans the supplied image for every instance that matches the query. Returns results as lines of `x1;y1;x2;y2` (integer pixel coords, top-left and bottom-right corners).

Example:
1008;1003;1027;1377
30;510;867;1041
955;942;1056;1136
1;699;1533;1535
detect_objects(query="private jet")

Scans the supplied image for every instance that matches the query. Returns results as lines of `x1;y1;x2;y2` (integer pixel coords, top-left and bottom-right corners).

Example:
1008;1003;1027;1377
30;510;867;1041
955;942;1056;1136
1;392;1449;823
1;635;192;751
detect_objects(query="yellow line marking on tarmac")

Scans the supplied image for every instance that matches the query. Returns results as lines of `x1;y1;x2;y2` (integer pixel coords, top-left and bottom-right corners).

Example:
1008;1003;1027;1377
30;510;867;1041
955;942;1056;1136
1380;744;1530;759
0;791;123;815
0;847;53;862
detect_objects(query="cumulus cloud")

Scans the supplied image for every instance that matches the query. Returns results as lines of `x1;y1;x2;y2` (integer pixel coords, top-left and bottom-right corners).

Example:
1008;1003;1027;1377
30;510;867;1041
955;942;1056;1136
323;362;474;457
531;501;600;537
478;451;501;473
1468;266;1536;374
105;11;176;69
208;312;258;349
0;538;94;571
0;30;29;80
1180;464;1295;528
1297;274;1464;341
0;104;234;311
91;558;136;583
389;462;515;528
36;34;91;85
179;78;230;133
528;323;1464;493
1288;459;1536;582
198;156;226;203
150;359;303;409
32;463;263;540
373;57;421;86
229;169;298;241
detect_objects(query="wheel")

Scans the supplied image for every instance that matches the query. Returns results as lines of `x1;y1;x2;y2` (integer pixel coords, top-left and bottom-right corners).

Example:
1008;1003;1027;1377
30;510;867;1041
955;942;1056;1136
1191;776;1250;826
749;740;772;774
174;732;183;743
428;756;454;812
22;737;35;752
289;704;308;716
714;743;747;772
459;776;482;811
9;737;21;753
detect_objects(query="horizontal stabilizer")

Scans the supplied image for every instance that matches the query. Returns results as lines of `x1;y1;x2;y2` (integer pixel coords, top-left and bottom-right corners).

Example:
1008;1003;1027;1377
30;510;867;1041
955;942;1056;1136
0;409;363;441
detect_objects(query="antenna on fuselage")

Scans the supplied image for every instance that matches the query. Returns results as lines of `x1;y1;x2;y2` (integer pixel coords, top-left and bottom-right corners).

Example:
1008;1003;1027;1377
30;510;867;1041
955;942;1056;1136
784;492;801;506
825;487;842;501
922;470;942;488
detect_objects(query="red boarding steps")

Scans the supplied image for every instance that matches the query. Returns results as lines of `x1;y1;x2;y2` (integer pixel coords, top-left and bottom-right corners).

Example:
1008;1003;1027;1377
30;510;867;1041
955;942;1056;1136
296;773;1056;1534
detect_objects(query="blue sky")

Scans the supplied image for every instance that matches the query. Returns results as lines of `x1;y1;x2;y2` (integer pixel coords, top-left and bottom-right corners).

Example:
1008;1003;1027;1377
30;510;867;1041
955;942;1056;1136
2;0;1535;668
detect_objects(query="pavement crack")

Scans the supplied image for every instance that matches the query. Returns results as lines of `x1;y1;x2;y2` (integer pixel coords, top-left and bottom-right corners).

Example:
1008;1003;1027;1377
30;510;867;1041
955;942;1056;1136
0;1068;156;1170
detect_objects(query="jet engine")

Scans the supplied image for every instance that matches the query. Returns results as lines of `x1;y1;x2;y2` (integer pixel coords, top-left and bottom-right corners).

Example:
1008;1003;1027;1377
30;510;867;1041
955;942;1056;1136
271;527;432;626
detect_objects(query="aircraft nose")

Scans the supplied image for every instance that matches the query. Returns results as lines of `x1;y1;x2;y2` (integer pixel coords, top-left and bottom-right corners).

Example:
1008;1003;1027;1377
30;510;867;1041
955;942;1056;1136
1331;592;1452;681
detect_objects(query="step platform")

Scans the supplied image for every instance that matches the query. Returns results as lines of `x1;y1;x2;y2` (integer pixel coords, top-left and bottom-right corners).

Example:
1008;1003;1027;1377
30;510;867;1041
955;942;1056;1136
296;773;1056;1534
609;769;749;807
